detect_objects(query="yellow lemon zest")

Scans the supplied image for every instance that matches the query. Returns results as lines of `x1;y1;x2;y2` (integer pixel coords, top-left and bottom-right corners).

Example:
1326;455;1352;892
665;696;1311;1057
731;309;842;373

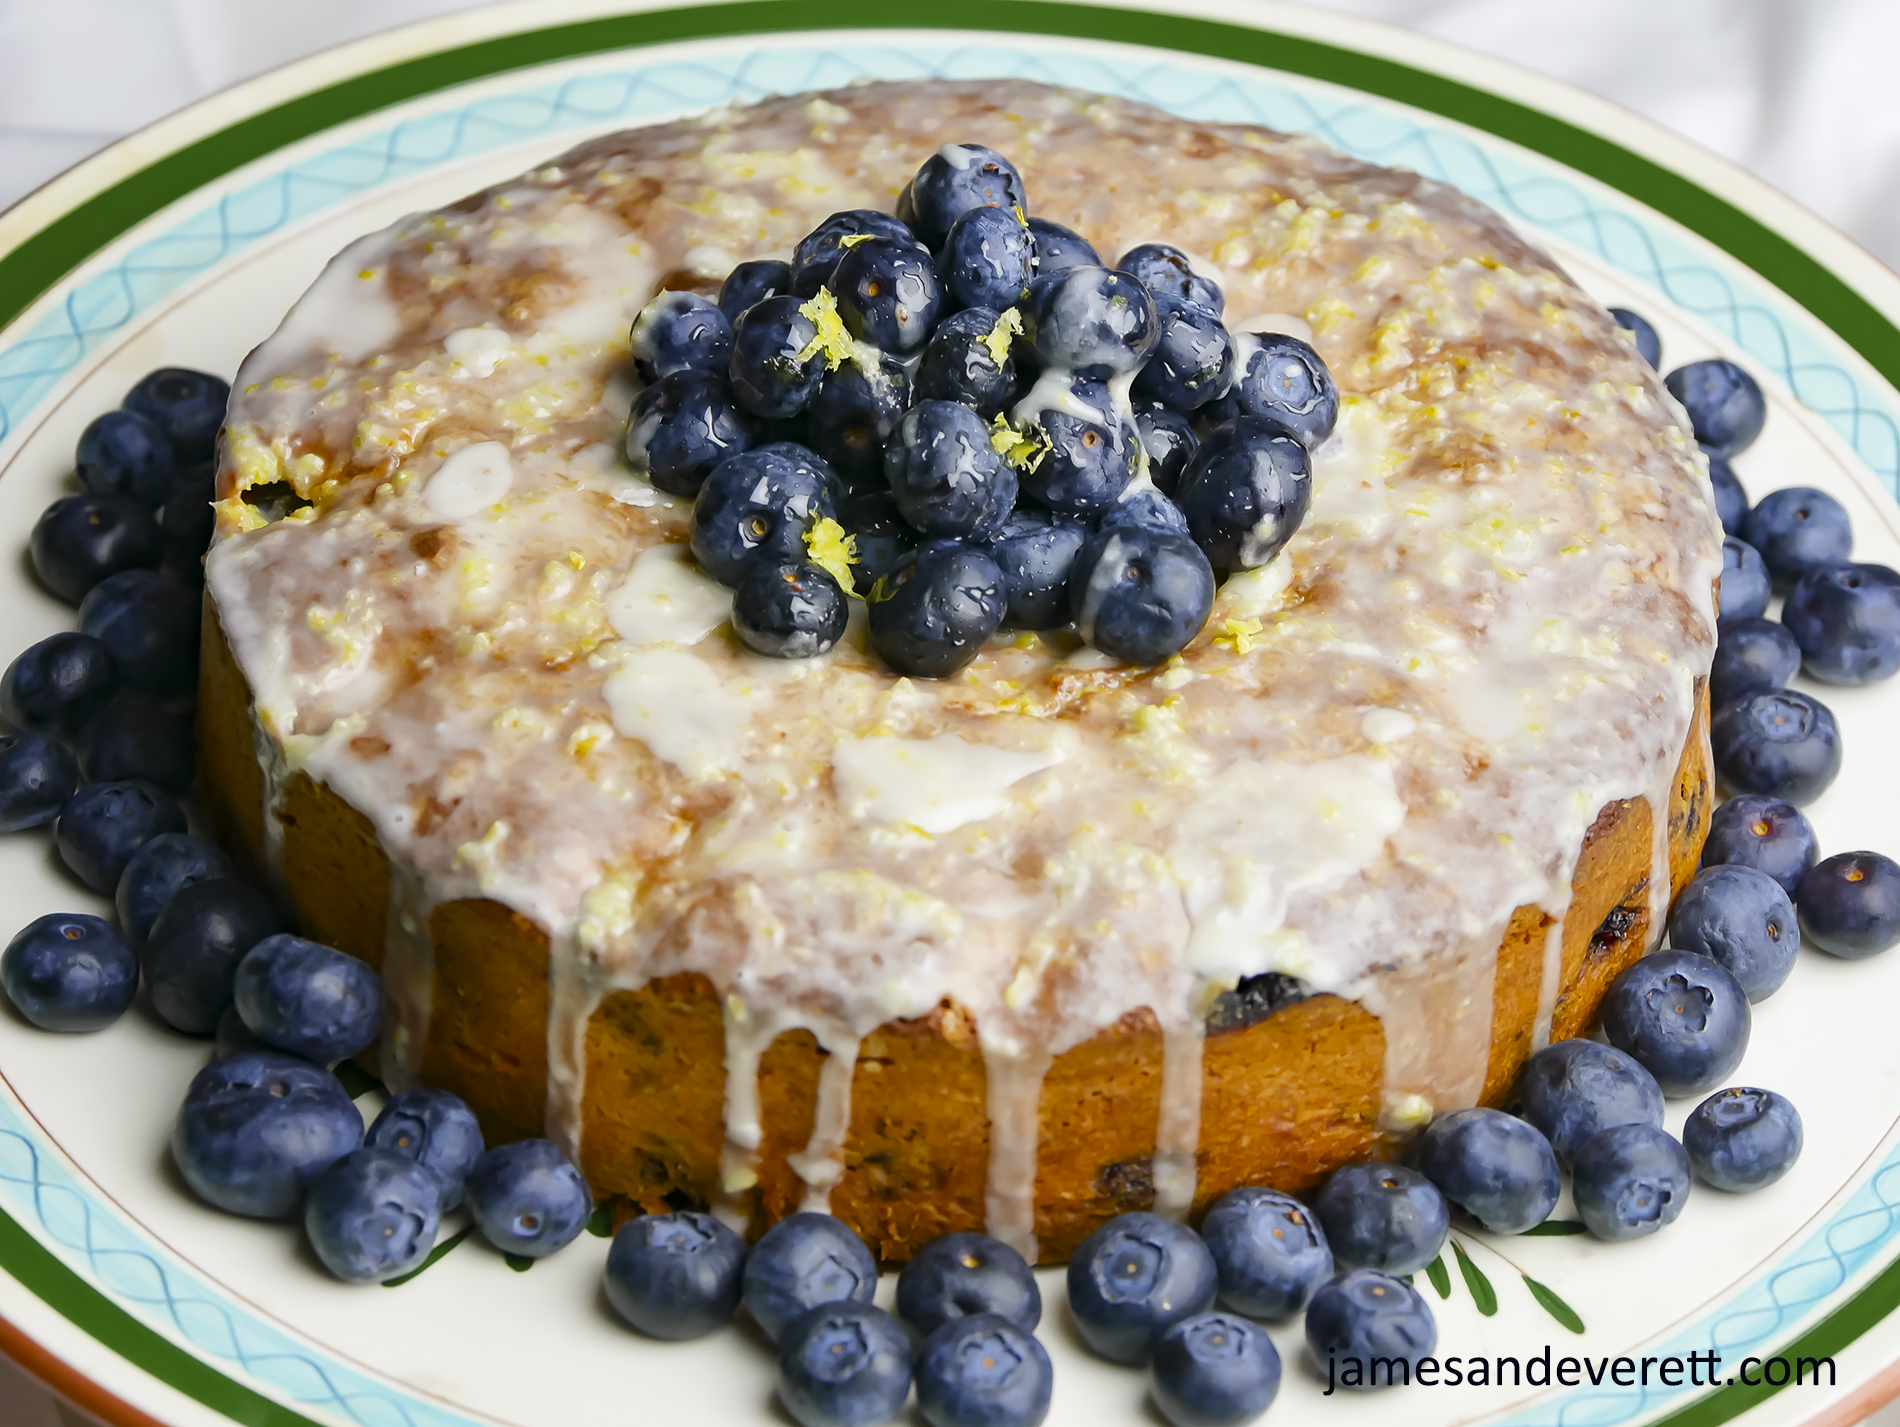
804;517;859;595
987;410;1048;472
836;232;877;250
982;307;1024;367
794;287;853;371
1217;617;1265;654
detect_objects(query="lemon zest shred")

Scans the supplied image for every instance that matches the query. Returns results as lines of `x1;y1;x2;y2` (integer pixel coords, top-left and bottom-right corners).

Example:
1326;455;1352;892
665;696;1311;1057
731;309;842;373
1216;617;1265;654
982;307;1024;367
804;517;859;595
836;232;876;251
794;287;854;372
987;411;1048;472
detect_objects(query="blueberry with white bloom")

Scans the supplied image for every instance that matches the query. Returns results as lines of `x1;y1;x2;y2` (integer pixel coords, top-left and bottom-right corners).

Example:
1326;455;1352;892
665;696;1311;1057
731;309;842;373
885;400;1018;538
1119;243;1224;317
1718;537;1771;620
234;933;385;1064
987;510;1088;630
629;291;732;382
1683;1087;1802;1192
728;295;828;419
1609;307;1661;367
898;145;1027;250
1781;560;1900;684
897;1232;1041;1337
1101;483;1190;538
1151;1312;1280;1427
1701;793;1818;894
1070;524;1215;664
124;368;228;464
1312;1163;1449;1276
1706;448;1749;536
916;1313;1051;1427
1600;950;1751;1097
1026;217;1100;273
1198;1186;1332;1320
466;1139;592;1259
806;354;910;486
172;1051;362;1217
1710;616;1801;709
742;1211;878;1344
830;238;942;355
114;832;235;948
718;258;792;322
1137;406;1199;498
1;632;118;733
790;209;924;298
78;569;200;697
2;913;137;1033
1304;1271;1435;1393
732;562;850;660
1066;1211;1218;1364
1013;377;1140;515
1515;1039;1663;1167
1021;266;1157;379
1797;851;1900;959
867;541;1007;679
939;205;1036;314
1132;297;1234;411
30;493;164;605
691;444;840;587
1668;864;1798;1001
625;370;755;497
1742;486;1852;588
144;879;288;1036
1174;415;1312;573
1224;333;1339;448
1710;688;1842;805
1571;1123;1692;1241
77;409;175;508
76;693;194;794
606;1210;749;1340
0;732;78;831
366;1088;485;1210
55;779;187;893
304;1147;442;1284
1415;1108;1561;1234
777;1302;913;1427
915;307;1019;418
1666;359;1765;456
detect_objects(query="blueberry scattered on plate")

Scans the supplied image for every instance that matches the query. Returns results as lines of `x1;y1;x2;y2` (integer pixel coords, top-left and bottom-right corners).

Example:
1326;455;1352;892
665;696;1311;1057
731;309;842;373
1516;1039;1664;1167
1303;1270;1436;1393
1150;1312;1280;1427
1700;793;1819;893
172;1051;362;1218
1414;1107;1561;1234
1742;486;1852;588
1781;560;1900;685
606;1210;749;1341
465;1139;592;1260
304;1147;443;1284
1666;359;1765;456
1197;1186;1332;1320
1710;688;1842;806
1667;864;1799;1002
896;1231;1041;1337
1570;1123;1693;1241
1599;950;1751;1098
1;912;137;1033
1311;1162;1450;1276
1683;1087;1803;1192
365;1088;485;1211
1066;1211;1218;1364
776;1301;914;1427
742;1211;878;1344
916;1313;1052;1427
1796;851;1900;959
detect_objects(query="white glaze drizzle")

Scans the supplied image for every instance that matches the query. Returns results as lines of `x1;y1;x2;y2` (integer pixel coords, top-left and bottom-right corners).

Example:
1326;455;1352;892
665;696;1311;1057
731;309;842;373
544;930;606;1164
788;1027;863;1214
982;1048;1053;1263
379;859;438;1092
1151;1019;1205;1220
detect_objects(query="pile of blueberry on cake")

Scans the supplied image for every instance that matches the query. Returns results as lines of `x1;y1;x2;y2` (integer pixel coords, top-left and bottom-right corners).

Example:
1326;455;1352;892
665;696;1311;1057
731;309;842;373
623;142;1330;673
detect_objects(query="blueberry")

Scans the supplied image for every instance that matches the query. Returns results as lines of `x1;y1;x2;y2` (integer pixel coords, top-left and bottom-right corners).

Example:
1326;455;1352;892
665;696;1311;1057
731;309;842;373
1174;415;1312;573
1151;1312;1279;1427
1710;688;1842;805
1796;851;1900;959
743;1211;878;1344
233;933;384;1064
1303;1270;1435;1392
1198;1186;1332;1320
625;369;755;497
1710;616;1801;708
1666;359;1765;456
303;1147;441;1284
1600;949;1751;1097
213;1004;268;1059
1118;244;1224;318
1311;1163;1449;1275
1706;448;1749;537
691;444;840;587
899;145;1027;250
1015;378;1140;514
791;210;923;298
365;1088;485;1210
896;1232;1040;1337
1742;487;1852;588
0;732;78;831
1022;266;1157;379
886;400;1017;537
839;487;917;585
1414;1108;1561;1234
2;913;137;1032
629;291;732;382
30;493;164;605
1609;307;1661;367
1225;334;1339;448
1701;794;1818;894
0;632;118;733
77;409;175;508
78;569;200;697
1683;1087;1802;1191
729;295;827;419
806;355;910;486
719;258;793;321
1718;538;1771;621
1136;407;1200;498
172;1051;361;1217
915;307;1019;418
938;206;1035;315
1570;1123;1692;1241
1025;217;1100;273
466;1139;591;1258
1782;561;1900;684
161;463;217;565
76;693;194;794
1101;483;1191;538
1066;1211;1218;1364
915;1314;1050;1427
605;1210;748;1340
1668;864;1798;1000
777;1301;913;1427
733;562;850;659
986;510;1088;631
144;879;287;1035
1515;1039;1664;1167
1070;525;1214;663
1132;297;1234;412
867;541;1006;678
114;832;235;948
830;239;942;355
55;779;187;893
124;368;229;463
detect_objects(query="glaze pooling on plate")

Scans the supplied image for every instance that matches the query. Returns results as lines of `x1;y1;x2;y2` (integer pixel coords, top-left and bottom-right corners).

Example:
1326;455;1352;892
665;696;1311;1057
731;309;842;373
203;78;1721;1258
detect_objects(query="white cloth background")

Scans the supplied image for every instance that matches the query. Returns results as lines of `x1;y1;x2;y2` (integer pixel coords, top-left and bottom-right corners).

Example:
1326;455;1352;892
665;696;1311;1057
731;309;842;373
2;1;1899;1423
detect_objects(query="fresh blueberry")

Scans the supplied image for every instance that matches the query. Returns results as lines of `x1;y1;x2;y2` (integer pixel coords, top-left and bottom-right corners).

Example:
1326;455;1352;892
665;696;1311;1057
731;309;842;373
1311;1163;1449;1275
233;933;384;1063
1515;1039;1664;1167
1782;561;1900;684
896;1232;1040;1337
144;879;287;1035
886;400;1018;537
0;732;78;831
629;291;732;382
1743;486;1852;588
777;1301;913;1427
1022;266;1157;379
1600;949;1751;1096
213;1005;268;1059
172;1051;361;1217
867;541;1006;678
1225;334;1339;448
1701;794;1818;894
77;409;175;508
1683;1087;1802;1191
625;369;755;497
124;368;229;463
1137;407;1200;498
1415;1108;1561;1234
1668;864;1798;1001
303;1147;441;1284
1014;377;1140;514
899;145;1027;250
790;210;923;298
830;238;942;355
938;205;1035;315
76;693;194;794
78;570;200;697
915;307;1019;418
161;463;217;566
1303;1270;1436;1392
743;1211;878;1344
55;779;187;893
1710;688;1842;805
1118;244;1223;318
839;487;917;584
465;1139;591;1258
1718;537;1771;620
1796;851;1900;959
728;295;827;419
1101;483;1191;538
1609;307;1661;367
915;1312;1050;1427
1132;297;1234;412
1666;359;1765;456
1710;617;1801;708
1025;217;1100;273
733;562;850;659
1151;1312;1279;1427
1570;1123;1692;1241
365;1088;484;1210
1;632;118;733
806;355;910;486
691;443;840;587
720;258;793;321
30;493;164;605
114;832;235;948
2;913;137;1032
1066;1211;1218;1364
1706;448;1749;536
986;510;1088;631
1198;1186;1332;1320
605;1210;748;1340
1070;525;1214;662
1174;415;1313;573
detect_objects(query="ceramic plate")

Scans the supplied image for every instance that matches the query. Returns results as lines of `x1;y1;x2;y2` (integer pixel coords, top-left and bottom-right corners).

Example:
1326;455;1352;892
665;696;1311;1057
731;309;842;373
4;3;1900;1426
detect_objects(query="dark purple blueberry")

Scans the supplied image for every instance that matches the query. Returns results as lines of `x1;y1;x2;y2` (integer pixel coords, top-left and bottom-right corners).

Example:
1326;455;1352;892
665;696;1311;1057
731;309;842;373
1710;616;1800;708
1118;243;1223;317
1066;1211;1218;1364
233;933;385;1063
303;1147;441;1283
1021;266;1157;379
465;1139;592;1259
1718;537;1771;620
1311;1163;1449;1275
0;732;78;831
30;493;164;605
987;510;1088;630
915;307;1018;418
790;210;923;298
885;400;1017;537
172;1051;360;1217
161;463;217;580
77;570;200;698
123;368;228;463
365;1088;485;1211
1571;1123;1692;1240
1609;307;1661;366
1303;1271;1435;1392
898;145;1027;250
607;1210;748;1340
0;632;118;733
77;409;175;508
719;258;792;322
690;443;840;587
624;368;756;498
742;1211;878;1344
1600;949;1751;1097
1151;1312;1280;1427
1710;688;1841;805
628;291;732;382
1782;560;1900;684
896;1232;1040;1337
838;487;917;584
2;913;137;1033
867;541;1006;679
1137;406;1199;498
732;562;849;660
829;238;942;355
728;295;826;419
1515;1039;1663;1167
1683;1087;1802;1192
1101;483;1190;538
1742;486;1852;588
213;1005;268;1059
938;205;1035;314
1132;297;1234;412
1071;524;1215;663
917;1313;1050;1427
115;833;235;949
1225;333;1338;447
777;1302;913;1427
1199;1186;1332;1320
1700;794;1818;894
1174;414;1312;572
54;779;187;893
1668;863;1798;1001
144;879;287;1035
805;354;909;486
1796;851;1900;959
1666;358;1765;456
1705;448;1748;536
1415;1107;1561;1234
1014;377;1140;515
76;693;194;794
1025;217;1099;273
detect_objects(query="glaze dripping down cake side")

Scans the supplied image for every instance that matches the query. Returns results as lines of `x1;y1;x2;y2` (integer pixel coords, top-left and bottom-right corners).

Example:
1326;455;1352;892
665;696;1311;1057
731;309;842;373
197;78;1721;1263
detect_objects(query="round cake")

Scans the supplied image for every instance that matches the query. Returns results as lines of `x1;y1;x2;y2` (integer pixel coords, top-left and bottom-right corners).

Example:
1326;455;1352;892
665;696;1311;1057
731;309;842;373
197;78;1721;1264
